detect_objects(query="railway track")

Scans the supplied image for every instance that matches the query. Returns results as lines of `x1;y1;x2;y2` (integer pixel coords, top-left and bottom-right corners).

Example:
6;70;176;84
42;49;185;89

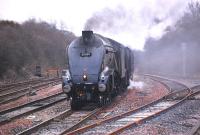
183;85;200;135
0;78;61;105
2;74;199;135
0;78;41;89
0;77;60;92
0;93;67;125
186;121;200;135
65;74;193;135
0;78;60;97
0;77;54;91
16;107;103;135
0;88;127;135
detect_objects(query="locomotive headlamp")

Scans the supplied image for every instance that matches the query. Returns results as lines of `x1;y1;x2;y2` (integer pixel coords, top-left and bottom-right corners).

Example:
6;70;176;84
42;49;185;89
63;85;71;93
100;73;105;81
100;66;109;81
98;83;106;92
83;74;87;81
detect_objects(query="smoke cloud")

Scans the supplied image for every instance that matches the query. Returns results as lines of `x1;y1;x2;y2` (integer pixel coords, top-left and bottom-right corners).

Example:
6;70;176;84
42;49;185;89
84;6;133;33
84;0;189;50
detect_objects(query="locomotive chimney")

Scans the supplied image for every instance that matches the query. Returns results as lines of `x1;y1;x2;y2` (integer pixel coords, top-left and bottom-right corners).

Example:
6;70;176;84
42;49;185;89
82;30;94;44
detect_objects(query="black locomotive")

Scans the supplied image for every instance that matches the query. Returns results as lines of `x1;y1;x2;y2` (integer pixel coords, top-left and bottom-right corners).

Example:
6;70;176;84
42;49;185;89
62;31;134;110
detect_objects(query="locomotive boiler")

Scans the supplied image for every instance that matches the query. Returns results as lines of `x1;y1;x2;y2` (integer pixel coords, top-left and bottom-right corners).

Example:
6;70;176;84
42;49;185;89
62;31;134;110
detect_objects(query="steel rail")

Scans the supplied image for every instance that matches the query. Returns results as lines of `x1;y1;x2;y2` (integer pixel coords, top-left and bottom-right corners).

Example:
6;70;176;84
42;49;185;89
0;92;63;115
65;79;172;135
0;78;43;89
16;109;73;135
59;107;103;135
184;85;200;135
65;75;191;135
0;79;60;98
17;107;102;135
0;80;61;105
107;74;192;135
0;77;59;91
0;94;67;125
185;121;200;135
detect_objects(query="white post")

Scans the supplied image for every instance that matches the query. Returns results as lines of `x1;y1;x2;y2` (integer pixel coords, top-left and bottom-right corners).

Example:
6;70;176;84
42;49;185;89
181;43;186;77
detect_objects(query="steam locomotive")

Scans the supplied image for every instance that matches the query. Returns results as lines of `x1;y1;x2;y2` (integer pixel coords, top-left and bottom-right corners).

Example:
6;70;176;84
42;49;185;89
62;31;134;110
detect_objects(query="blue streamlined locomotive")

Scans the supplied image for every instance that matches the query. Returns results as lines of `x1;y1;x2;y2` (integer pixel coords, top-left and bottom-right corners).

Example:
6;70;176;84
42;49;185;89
62;31;134;110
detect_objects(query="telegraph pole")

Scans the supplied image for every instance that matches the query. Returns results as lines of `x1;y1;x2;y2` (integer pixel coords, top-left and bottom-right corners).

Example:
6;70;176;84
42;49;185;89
181;43;186;77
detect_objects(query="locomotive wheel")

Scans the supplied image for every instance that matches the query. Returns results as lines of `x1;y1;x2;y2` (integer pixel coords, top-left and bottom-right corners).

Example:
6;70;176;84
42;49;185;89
98;96;106;107
106;94;112;104
103;97;107;105
113;72;121;96
98;94;112;107
71;99;81;110
98;101;102;107
98;96;104;107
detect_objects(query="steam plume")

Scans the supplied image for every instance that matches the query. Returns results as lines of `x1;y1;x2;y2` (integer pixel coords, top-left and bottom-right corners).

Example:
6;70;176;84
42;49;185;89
84;1;189;50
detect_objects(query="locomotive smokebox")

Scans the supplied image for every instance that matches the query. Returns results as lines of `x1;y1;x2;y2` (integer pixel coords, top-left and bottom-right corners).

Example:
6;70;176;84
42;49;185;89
82;30;94;44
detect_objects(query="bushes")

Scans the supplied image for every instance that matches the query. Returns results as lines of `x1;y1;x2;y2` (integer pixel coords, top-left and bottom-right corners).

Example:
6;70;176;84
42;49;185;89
0;19;76;79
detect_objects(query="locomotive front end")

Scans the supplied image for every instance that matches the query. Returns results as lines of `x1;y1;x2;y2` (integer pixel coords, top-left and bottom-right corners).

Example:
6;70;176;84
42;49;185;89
62;31;106;109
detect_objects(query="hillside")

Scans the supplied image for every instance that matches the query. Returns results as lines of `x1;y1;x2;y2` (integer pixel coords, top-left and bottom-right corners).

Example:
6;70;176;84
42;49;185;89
0;20;76;81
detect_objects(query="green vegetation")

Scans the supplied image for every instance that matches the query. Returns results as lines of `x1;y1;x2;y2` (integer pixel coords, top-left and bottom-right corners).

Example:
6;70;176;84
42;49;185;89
0;19;75;80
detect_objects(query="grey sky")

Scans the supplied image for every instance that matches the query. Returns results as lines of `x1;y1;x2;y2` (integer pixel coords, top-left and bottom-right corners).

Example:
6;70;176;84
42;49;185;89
0;0;194;50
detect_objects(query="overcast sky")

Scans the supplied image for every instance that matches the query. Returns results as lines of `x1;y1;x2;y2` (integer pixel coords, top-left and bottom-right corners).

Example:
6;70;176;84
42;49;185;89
0;0;195;50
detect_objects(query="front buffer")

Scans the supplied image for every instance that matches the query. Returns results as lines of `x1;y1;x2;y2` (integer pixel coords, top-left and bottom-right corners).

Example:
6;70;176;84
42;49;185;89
62;70;113;110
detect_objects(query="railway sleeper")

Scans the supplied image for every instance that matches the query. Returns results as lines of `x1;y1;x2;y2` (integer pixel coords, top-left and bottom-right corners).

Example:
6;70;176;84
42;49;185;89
187;96;200;100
